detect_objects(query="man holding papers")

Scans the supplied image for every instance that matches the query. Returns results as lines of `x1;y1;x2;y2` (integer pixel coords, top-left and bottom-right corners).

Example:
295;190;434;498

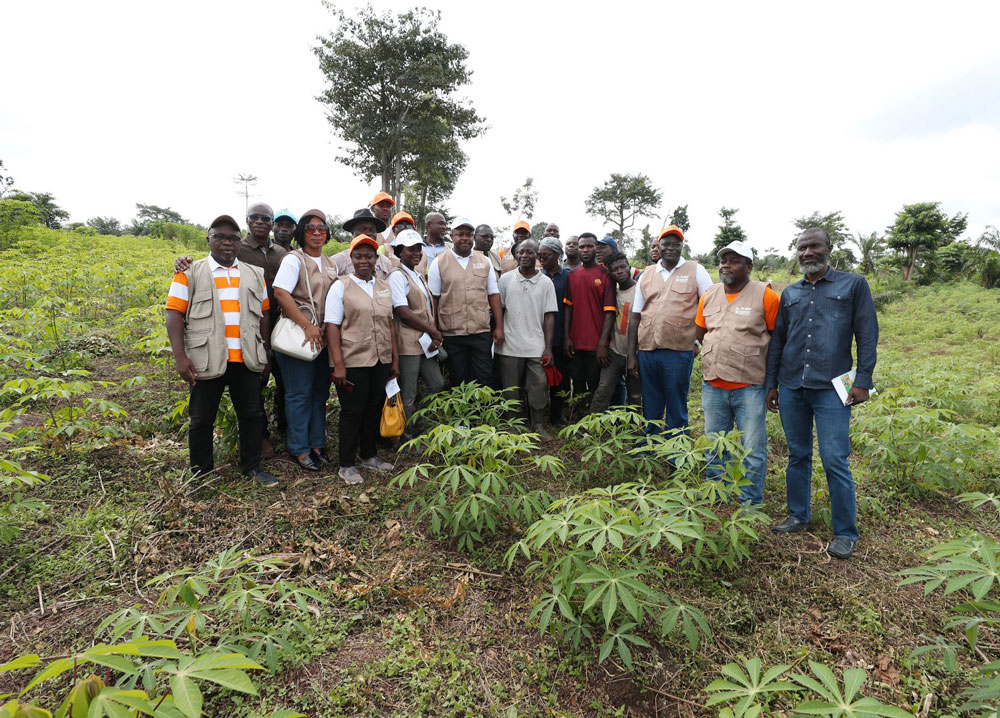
765;228;879;559
388;229;445;436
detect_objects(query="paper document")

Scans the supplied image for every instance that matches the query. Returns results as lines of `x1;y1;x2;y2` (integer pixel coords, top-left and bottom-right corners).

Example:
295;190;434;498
385;378;401;398
418;332;439;358
832;370;857;405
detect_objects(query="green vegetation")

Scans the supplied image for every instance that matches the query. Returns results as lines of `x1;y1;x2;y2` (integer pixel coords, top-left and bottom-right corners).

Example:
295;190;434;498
1;225;1000;716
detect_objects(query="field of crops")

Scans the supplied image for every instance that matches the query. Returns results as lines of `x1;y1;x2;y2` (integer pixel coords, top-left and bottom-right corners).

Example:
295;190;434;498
2;227;1000;717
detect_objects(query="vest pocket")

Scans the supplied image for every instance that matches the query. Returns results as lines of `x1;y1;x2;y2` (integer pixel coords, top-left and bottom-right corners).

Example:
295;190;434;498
438;308;460;332
188;296;214;320
184;330;212;372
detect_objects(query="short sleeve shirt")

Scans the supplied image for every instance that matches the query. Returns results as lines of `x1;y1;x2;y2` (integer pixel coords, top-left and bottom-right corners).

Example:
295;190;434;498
497;270;558;358
563;264;616;351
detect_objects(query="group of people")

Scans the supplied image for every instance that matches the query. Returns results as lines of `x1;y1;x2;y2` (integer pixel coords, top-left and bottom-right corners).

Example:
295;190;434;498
165;191;878;559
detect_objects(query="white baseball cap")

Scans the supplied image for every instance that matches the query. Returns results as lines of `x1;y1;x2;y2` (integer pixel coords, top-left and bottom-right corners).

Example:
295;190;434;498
717;241;755;261
392;229;424;247
450;217;475;231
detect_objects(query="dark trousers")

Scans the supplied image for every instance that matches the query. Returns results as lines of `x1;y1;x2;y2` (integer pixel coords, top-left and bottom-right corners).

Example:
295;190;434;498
590;350;643;413
570;350;602;415
335;362;391;467
442;332;494;387
549;346;571;424
188;362;263;475
270;351;287;435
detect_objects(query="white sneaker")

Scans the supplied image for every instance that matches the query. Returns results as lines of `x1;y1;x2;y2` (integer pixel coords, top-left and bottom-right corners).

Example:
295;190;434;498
361;456;395;472
338;466;364;485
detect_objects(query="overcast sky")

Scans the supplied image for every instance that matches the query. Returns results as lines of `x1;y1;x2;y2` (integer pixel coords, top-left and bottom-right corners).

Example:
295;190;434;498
3;1;999;255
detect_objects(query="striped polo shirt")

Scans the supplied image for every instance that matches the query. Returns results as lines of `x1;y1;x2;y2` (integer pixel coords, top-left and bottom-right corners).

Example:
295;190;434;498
165;256;269;363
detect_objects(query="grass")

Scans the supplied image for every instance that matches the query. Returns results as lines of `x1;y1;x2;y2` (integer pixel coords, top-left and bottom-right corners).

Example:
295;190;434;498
1;229;998;716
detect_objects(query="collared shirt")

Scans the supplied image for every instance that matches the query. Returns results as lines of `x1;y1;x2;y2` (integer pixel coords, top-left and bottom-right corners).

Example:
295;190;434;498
324;274;377;325
563;263;616;352
543;266;570;348
765;267;878;390
422;239;450;266
238;235;286;290
631;256;713;313
272;251;325;293
427;248;500;296
388;264;433;315
497;269;558;358
166;257;269;363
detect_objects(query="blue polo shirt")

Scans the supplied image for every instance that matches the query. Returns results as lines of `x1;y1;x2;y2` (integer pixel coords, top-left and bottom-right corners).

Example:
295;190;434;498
765;267;878;390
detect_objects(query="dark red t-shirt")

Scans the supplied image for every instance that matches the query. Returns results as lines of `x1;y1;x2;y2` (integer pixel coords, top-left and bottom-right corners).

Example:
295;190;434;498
564;264;616;351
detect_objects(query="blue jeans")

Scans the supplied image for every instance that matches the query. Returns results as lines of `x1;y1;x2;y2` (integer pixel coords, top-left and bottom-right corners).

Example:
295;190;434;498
638;348;694;434
275;349;331;456
702;383;767;505
778;385;858;541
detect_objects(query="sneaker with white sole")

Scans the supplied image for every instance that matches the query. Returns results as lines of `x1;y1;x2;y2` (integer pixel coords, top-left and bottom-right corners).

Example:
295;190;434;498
361;456;395;472
338;466;364;485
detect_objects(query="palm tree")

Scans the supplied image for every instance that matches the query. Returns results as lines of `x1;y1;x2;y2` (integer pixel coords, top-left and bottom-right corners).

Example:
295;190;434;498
848;231;884;275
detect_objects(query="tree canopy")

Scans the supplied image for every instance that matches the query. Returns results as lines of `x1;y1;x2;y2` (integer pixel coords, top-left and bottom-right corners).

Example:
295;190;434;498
886;202;968;281
584;173;662;251
314;5;485;206
712;207;747;255
790;210;851;251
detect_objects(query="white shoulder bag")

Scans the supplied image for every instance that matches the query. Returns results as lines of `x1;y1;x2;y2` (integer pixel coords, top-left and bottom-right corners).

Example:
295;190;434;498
271;254;323;361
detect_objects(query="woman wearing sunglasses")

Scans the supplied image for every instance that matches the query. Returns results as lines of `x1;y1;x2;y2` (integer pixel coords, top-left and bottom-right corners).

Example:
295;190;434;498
272;209;339;472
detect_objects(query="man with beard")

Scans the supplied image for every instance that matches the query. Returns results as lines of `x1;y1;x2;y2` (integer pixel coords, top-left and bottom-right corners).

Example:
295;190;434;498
695;241;780;506
766;228;878;560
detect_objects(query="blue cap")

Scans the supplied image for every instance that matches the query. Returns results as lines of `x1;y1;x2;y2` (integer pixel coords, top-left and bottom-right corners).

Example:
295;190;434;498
273;208;297;223
597;236;619;252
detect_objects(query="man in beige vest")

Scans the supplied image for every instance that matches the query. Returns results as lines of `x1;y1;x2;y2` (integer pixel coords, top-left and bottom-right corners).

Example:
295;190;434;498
427;217;504;385
627;225;713;434
165;215;278;488
695;241;780;505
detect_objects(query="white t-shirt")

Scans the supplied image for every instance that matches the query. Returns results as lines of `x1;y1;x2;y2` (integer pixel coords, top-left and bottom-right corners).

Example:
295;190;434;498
273;252;325;293
427;249;500;297
497;270;557;358
324;275;376;325
631;257;713;313
388;265;432;314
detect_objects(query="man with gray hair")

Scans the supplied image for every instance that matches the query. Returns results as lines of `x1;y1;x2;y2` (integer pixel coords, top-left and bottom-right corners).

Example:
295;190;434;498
765;227;879;559
423;212;450;267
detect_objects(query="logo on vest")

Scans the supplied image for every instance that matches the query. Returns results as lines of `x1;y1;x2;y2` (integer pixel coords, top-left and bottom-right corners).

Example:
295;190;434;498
733;305;752;316
377;289;391;297
674;275;689;283
472;262;485;269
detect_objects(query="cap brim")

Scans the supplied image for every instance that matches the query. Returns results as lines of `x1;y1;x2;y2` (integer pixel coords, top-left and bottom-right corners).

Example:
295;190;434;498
209;214;240;230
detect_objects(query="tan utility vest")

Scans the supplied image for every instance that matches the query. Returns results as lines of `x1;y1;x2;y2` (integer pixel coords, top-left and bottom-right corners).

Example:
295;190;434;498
332;249;395;281
389;267;435;356
500;250;517;274
636;260;701;351
700;280;771;385
182;258;267;380
434;250;492;336
287;250;338;325
340;277;394;367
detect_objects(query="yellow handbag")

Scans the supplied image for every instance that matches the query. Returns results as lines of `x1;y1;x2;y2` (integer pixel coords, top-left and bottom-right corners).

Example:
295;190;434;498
380;393;405;437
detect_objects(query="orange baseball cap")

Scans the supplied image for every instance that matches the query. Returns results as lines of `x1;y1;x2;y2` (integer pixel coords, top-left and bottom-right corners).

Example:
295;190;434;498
390;211;414;228
658;225;685;242
513;220;531;233
350;234;380;254
370;191;395;207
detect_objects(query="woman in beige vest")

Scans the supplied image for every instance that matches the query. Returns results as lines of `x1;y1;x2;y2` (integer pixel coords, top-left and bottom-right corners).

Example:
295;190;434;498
325;235;400;485
272;209;339;473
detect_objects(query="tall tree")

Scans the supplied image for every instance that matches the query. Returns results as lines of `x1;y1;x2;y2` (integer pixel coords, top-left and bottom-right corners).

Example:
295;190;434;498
7;191;69;229
87;216;122;236
128;203;189;235
584;173;662;252
668;204;691;233
314;6;485;204
790;210;851;251
886;202;967;281
0;159;15;199
847;231;884;275
234;173;258;216
500;177;538;223
712;207;748;254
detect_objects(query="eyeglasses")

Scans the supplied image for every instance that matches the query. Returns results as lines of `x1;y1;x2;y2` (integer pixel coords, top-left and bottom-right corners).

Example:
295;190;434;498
247;214;273;223
304;224;328;234
210;233;241;243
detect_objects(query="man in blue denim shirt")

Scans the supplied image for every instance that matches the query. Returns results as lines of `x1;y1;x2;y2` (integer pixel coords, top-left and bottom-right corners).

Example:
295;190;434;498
765;228;878;560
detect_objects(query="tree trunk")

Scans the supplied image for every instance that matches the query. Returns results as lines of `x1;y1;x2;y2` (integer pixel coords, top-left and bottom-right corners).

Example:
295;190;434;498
903;246;917;281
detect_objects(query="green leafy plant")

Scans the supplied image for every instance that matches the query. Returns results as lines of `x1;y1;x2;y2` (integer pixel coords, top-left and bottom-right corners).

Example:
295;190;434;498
704;657;801;717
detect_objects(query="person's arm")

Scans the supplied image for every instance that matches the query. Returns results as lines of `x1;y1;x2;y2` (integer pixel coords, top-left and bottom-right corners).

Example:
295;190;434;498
326;323;347;388
389;320;400;379
489;293;504;345
596;311;615;367
173;256;193;274
166;309;196;385
848;278;879;403
274;287;323;351
542;312;554;366
694;294;708;344
259;310;271;378
562;277;574;357
626;312;641;378
764;292;789;412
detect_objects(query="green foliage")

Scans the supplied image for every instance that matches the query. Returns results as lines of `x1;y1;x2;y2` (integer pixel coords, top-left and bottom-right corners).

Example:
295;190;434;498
88;216;123;235
6;191;69;229
0;199;43;249
886;201;968;281
392;389;558;551
508;425;764;668
314;5;485;203
791;210;852;252
500;177;538;224
669;204;691;233
713;207;748;255
584;173;662;252
848;230;885;275
704;657;800;717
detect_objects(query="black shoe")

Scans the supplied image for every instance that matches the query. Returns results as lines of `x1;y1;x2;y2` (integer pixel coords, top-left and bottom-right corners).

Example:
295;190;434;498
311;448;332;465
294;453;320;472
827;536;858;559
247;469;279;488
771;516;810;533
